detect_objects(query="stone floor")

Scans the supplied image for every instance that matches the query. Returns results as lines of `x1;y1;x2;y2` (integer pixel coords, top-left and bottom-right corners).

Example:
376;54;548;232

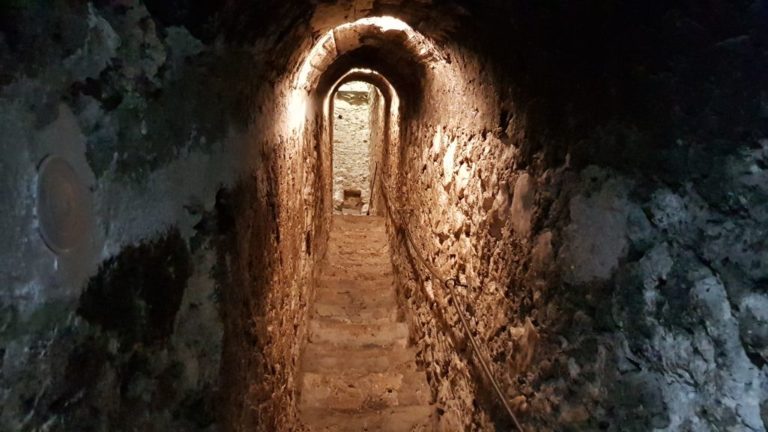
299;215;435;431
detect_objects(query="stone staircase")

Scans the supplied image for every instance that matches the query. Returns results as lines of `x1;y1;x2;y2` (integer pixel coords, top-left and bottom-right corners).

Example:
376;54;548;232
299;215;435;431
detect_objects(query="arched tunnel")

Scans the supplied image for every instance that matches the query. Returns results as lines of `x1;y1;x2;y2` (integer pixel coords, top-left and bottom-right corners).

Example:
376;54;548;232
1;1;767;431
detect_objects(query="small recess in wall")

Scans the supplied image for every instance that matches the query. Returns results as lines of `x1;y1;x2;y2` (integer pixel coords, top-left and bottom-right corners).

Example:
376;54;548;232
36;155;91;254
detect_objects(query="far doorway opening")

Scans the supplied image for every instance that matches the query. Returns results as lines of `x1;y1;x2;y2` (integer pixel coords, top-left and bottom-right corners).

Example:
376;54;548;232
331;81;385;215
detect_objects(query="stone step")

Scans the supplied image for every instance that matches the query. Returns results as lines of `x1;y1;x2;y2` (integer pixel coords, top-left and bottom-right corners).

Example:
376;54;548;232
330;222;386;231
308;319;408;348
323;256;392;271
329;223;386;234
328;237;389;249
301;343;417;374
313;279;397;323
314;290;396;306
331;223;386;230
316;277;394;292
335;214;386;221
300;405;435;432
326;246;391;261
314;280;395;304
300;214;433;431
314;301;398;324
300;369;431;410
322;262;394;280
330;223;386;232
333;215;387;226
330;226;386;234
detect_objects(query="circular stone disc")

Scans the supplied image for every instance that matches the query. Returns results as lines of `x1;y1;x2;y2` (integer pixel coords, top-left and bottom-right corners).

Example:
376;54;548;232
37;155;90;253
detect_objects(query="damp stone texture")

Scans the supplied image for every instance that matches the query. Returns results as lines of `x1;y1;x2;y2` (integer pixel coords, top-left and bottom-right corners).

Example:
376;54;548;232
0;2;244;429
0;2;324;431
333;81;375;212
378;7;768;432
2;1;767;432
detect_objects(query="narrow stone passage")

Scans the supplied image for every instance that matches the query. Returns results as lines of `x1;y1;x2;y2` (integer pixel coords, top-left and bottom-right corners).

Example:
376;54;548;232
299;215;435;431
3;2;766;431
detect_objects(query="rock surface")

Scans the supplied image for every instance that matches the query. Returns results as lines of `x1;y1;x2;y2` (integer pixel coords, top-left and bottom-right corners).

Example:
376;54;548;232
2;1;766;431
333;83;376;211
299;215;436;431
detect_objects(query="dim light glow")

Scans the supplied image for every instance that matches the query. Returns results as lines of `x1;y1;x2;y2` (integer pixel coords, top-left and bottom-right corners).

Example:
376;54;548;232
329;68;399;106
289;31;334;131
295;16;415;93
328;69;399;120
289;16;435;131
341;16;413;33
288;90;309;131
297;32;334;91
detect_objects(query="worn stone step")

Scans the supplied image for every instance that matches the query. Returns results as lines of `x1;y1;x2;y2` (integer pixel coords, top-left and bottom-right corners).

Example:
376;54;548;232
317;276;393;291
330;224;386;234
300;369;432;410
327;240;389;252
333;215;387;226
322;262;394;280
300;214;433;431
324;256;392;271
314;280;395;304
331;219;385;227
301;405;435;432
332;231;386;237
329;224;386;236
315;286;394;302
328;239;388;249
330;223;386;232
301;343;417;374
314;301;398;324
330;230;386;236
313;280;397;323
328;238;388;248
326;247;391;262
308;320;408;348
314;289;394;311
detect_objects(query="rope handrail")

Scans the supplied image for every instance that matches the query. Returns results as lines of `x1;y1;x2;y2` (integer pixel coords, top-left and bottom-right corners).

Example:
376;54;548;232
371;166;524;432
367;163;379;216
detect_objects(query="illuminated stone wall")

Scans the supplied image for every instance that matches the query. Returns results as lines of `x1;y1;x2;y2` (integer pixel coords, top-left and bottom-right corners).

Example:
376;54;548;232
0;2;326;431
332;82;374;211
1;1;766;432
382;3;768;431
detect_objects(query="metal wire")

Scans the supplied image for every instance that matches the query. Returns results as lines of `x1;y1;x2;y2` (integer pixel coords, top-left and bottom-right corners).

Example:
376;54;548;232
374;169;525;432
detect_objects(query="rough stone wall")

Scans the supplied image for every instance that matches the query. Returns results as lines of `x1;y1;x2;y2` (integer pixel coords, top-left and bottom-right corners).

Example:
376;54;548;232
0;1;326;431
385;41;512;431
0;2;247;429
210;13;331;432
219;95;326;432
537;161;768;431
3;1;766;431
332;82;374;210
368;86;387;215
384;2;768;431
